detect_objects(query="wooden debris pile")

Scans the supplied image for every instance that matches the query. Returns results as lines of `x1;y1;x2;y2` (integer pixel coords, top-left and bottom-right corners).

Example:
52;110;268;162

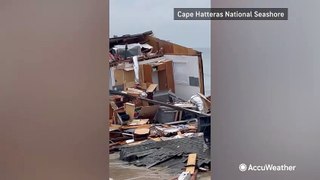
108;30;212;179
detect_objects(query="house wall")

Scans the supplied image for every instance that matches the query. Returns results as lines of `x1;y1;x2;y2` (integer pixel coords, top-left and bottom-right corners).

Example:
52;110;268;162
164;55;202;100
110;54;203;100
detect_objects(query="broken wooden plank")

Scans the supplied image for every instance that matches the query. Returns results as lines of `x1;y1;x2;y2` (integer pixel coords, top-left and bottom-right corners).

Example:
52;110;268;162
110;101;118;110
150;137;162;142
121;124;151;130
109;124;122;132
127;119;149;126
134;128;150;141
186;153;197;174
146;83;158;93
127;88;144;94
134;128;150;135
197;93;210;104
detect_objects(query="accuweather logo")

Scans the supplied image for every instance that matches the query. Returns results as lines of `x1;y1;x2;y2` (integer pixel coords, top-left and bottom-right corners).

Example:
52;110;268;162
239;163;248;172
239;163;296;172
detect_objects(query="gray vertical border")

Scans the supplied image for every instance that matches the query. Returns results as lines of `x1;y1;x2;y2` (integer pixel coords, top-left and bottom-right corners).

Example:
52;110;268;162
106;0;110;178
212;1;320;180
0;1;109;179
210;2;214;180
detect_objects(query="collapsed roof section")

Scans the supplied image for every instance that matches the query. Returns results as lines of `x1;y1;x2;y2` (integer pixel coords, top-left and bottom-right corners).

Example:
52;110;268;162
109;31;205;96
110;31;153;48
109;31;201;58
146;34;201;56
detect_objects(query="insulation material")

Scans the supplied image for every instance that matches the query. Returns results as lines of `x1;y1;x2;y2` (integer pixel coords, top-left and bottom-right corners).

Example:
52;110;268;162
140;43;153;50
109;67;116;88
133;56;139;84
113;43;141;58
112;43;153;59
189;94;204;112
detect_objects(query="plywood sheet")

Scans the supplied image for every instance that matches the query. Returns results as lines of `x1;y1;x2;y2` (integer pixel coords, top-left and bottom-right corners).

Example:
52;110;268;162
114;69;135;85
143;64;153;83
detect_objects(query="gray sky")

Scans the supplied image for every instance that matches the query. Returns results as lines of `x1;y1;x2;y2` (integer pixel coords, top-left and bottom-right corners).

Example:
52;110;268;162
110;0;210;48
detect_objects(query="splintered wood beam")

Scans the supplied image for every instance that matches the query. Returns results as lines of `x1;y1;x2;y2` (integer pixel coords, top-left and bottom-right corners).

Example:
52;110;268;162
109;90;210;117
186;153;197;174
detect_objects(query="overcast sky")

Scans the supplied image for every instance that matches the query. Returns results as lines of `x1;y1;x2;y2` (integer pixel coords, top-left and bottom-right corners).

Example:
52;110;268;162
110;0;210;48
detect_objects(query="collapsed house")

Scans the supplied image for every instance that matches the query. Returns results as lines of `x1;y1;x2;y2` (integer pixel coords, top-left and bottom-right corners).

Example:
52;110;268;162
108;31;211;178
109;30;207;100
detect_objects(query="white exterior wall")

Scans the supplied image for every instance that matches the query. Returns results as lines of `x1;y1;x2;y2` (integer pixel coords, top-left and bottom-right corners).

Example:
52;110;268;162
164;55;201;100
